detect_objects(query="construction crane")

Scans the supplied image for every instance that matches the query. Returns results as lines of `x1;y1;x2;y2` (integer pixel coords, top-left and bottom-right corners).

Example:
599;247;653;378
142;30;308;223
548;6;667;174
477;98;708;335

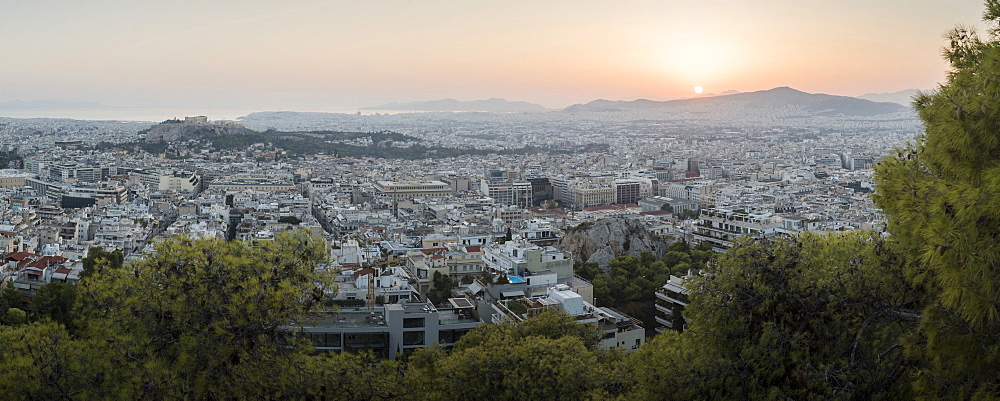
367;258;403;310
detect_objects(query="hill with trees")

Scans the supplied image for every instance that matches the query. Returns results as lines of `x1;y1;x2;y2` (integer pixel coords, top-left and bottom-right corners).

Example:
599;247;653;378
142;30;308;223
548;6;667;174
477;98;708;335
102;129;559;160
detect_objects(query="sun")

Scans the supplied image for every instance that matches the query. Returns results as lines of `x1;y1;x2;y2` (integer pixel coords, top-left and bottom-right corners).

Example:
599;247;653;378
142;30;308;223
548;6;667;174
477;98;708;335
694;86;703;94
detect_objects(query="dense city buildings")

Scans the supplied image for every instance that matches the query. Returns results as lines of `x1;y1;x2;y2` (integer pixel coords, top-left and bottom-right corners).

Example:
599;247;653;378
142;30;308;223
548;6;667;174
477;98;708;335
0;106;916;358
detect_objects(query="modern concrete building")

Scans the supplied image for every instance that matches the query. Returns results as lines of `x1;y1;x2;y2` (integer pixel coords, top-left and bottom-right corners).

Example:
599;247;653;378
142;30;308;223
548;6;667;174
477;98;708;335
298;301;482;360
490;284;645;351
639;195;697;214
480;180;533;208
614;179;641;205
691;207;779;252
405;243;485;293
655;275;690;333
482;239;573;279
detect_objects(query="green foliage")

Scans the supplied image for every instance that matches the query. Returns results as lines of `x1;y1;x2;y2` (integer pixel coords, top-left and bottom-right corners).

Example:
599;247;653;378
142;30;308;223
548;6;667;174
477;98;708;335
74;230;333;399
427;271;457;305
0;150;22;168
80;246;123;279
407;310;609;401
575;262;602;281
30;282;76;329
277;215;302;225
3;308;26;325
261;350;408;401
588;241;713;328
676;209;700;220
456;309;602;350
139;140;169;155
872;3;1000;398
115;129;561;160
567;221;594;233
0;321;134;400
0;286;22;311
632;233;919;399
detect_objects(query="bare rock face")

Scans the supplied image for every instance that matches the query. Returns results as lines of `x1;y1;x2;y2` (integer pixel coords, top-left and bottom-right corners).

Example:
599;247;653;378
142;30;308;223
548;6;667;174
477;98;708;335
558;217;670;271
144;120;248;142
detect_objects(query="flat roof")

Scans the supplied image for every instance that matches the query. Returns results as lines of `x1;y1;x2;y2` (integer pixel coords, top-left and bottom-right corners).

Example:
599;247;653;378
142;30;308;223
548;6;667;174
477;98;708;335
448;298;474;309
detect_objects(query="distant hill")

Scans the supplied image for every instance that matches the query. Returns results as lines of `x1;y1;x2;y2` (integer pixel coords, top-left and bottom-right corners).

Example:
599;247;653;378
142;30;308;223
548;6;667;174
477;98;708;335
0;99;113;109
857;89;923;107
562;87;908;116
362;98;550;113
144;118;249;142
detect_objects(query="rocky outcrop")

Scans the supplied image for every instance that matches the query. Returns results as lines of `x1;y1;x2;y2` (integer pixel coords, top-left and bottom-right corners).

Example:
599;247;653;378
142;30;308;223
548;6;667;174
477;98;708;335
558;217;671;271
144;120;248;142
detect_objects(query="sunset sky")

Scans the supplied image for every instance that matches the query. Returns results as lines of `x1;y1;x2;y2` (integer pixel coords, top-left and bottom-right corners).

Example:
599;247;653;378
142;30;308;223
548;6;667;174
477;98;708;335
0;0;987;109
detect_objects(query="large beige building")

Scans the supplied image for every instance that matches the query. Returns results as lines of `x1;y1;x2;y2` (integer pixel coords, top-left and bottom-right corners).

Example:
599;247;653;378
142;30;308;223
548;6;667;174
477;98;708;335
0;170;30;188
374;180;452;201
572;186;615;207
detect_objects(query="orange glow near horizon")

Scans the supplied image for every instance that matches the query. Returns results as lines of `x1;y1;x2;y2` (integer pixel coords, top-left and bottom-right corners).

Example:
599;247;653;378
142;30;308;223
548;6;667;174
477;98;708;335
0;0;986;109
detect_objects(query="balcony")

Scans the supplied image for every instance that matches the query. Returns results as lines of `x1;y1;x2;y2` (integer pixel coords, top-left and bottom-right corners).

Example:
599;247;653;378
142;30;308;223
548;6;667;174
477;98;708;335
655;291;688;307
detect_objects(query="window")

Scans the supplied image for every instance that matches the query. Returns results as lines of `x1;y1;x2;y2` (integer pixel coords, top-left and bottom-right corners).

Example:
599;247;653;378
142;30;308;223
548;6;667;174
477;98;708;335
403;318;425;328
402;331;424;346
310;332;342;348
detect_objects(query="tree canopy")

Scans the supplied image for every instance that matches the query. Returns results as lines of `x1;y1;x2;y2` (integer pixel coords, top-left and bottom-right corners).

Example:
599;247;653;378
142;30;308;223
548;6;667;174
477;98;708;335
873;2;1000;397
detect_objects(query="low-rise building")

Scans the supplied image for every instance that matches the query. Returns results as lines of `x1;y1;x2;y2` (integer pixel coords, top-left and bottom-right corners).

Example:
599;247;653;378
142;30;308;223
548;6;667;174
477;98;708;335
491;284;645;351
298;301;482;360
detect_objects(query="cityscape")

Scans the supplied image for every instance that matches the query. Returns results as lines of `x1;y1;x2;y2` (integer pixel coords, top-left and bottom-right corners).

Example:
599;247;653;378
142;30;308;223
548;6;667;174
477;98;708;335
0;0;997;399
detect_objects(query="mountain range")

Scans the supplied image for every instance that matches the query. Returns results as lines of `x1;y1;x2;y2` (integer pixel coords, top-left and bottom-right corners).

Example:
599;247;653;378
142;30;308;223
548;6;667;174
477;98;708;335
561;87;909;116
857;89;923;106
362;87;913;117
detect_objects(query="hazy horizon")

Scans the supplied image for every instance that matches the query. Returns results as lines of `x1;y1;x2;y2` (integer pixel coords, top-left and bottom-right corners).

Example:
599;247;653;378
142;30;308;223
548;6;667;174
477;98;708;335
0;0;986;110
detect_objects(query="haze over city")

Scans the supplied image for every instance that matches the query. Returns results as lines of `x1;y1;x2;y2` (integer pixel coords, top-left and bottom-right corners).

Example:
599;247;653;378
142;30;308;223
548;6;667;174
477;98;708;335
0;0;987;110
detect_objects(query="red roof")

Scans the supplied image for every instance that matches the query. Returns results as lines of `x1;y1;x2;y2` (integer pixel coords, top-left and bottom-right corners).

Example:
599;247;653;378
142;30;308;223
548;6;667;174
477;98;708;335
4;252;35;262
464;245;482;253
26;256;58;269
54;267;73;274
352;267;374;278
431;255;445;260
420;247;447;255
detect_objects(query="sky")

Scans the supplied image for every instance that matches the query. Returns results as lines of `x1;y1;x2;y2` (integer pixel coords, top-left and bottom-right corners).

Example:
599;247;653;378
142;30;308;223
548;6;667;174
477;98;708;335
0;0;989;110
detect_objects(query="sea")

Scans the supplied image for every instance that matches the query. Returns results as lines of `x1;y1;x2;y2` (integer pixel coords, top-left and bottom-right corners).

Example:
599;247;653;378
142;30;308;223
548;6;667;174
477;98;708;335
0;107;380;122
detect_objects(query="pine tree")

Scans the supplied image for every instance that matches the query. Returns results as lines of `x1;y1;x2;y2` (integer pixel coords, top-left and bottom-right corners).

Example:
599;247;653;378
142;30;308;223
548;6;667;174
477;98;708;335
874;1;1000;397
